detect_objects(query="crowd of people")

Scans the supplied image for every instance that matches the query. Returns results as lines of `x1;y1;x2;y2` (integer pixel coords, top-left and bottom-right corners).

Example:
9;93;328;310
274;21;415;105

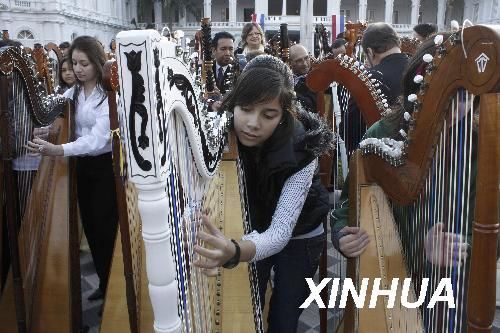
2;18;475;332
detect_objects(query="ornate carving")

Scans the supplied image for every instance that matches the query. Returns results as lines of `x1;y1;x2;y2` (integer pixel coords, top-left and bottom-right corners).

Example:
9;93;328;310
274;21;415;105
125;50;152;171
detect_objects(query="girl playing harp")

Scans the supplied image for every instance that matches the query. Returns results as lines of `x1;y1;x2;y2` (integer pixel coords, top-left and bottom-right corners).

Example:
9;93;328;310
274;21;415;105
193;55;334;332
26;36;118;305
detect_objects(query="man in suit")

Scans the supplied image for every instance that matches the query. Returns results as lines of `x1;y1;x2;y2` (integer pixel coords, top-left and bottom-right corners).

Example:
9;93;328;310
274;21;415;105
212;31;235;95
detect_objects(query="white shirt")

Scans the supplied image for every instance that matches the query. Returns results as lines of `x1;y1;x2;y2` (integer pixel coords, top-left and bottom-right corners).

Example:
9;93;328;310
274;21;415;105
242;159;319;262
62;86;111;157
215;63;228;79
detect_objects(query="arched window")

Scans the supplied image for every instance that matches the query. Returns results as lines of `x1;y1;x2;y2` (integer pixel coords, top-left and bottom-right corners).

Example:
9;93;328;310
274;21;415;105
17;30;34;40
71;32;78;41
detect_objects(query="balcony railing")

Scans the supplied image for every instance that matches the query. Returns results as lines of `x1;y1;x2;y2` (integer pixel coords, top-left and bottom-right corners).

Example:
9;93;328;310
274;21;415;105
392;23;412;29
138;21;248;31
14;0;31;8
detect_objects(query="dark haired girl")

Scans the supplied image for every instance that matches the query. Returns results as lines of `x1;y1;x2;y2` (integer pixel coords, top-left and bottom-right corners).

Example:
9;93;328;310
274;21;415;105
56;56;75;94
194;55;334;332
27;35;118;304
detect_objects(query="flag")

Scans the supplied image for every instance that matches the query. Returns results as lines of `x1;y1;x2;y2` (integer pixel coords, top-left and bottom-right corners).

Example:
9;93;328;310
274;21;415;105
332;15;345;42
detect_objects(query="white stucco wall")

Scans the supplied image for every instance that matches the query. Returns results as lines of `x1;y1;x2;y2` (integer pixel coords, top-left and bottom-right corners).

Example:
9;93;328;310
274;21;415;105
0;0;136;49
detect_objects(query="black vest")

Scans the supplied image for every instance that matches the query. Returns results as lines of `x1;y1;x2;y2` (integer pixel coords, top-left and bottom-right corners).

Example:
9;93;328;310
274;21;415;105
240;119;330;237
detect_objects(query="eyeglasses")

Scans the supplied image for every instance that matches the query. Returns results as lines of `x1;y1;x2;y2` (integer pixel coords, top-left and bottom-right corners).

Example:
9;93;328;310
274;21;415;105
247;32;262;37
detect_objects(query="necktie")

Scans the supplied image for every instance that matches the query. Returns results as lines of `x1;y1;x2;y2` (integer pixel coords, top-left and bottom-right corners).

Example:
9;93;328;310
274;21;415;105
217;67;224;89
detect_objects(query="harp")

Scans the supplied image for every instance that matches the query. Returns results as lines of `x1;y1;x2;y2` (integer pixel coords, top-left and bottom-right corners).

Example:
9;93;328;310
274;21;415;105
279;23;290;64
345;25;499;332
0;46;81;332
344;22;367;59
111;29;260;332
400;36;421;57
306;53;390;332
307;54;390;189
31;43;56;95
314;23;332;61
99;58;154;333
44;42;63;93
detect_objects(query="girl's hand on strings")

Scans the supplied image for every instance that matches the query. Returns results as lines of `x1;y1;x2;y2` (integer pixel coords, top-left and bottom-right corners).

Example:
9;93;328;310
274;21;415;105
425;223;468;267
26;137;63;156
193;214;236;276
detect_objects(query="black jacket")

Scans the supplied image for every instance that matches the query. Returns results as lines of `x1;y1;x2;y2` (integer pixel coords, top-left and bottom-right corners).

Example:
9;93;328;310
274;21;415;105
240;107;334;236
213;62;227;94
342;53;409;153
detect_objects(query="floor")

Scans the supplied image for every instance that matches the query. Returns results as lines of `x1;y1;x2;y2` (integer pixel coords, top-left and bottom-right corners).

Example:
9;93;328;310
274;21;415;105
80;242;500;333
81;239;500;333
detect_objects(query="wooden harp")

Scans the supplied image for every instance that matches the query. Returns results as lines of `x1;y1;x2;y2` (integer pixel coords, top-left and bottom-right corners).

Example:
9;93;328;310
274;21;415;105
346;25;499;332
0;46;81;332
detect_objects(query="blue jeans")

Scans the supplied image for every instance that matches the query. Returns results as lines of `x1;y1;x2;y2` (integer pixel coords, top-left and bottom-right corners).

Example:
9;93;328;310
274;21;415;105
256;232;326;333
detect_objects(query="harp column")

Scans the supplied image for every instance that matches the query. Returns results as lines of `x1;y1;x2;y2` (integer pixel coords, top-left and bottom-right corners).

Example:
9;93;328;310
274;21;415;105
116;29;182;333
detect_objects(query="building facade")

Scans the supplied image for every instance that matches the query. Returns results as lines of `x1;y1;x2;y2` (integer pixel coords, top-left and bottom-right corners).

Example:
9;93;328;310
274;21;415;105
137;0;500;52
0;0;137;50
0;0;498;51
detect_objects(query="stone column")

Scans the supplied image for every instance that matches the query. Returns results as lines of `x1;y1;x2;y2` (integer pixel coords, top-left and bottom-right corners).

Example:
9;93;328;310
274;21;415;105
385;0;394;24
358;0;367;22
229;0;237;26
179;6;187;27
203;0;211;19
154;0;162;25
282;0;287;16
300;0;314;51
437;0;446;30
411;0;420;25
327;0;336;16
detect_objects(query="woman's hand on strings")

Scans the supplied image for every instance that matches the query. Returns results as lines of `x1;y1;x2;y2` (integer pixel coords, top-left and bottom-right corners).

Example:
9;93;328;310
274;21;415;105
338;226;370;258
26;137;64;156
33;126;50;140
425;222;468;267
193;214;236;276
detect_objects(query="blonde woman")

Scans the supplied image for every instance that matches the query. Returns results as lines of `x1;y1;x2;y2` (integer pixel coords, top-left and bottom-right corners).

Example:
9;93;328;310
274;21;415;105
236;22;266;56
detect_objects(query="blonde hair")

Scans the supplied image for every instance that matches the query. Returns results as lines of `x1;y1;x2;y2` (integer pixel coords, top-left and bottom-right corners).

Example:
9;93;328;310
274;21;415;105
240;23;266;50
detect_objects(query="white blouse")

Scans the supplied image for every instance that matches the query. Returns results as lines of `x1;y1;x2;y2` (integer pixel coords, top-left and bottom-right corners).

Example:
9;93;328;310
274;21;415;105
242;158;318;262
62;86;111;157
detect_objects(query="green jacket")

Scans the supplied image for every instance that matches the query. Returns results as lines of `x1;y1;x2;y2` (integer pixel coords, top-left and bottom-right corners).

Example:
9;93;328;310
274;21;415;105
329;117;490;258
330;119;396;250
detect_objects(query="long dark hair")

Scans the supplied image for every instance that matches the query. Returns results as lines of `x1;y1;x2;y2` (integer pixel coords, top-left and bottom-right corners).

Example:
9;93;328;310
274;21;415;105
222;56;304;226
68;36;107;106
221;55;296;152
58;56;74;91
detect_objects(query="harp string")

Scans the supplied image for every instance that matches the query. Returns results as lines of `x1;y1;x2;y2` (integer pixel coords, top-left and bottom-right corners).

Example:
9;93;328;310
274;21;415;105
393;88;476;333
